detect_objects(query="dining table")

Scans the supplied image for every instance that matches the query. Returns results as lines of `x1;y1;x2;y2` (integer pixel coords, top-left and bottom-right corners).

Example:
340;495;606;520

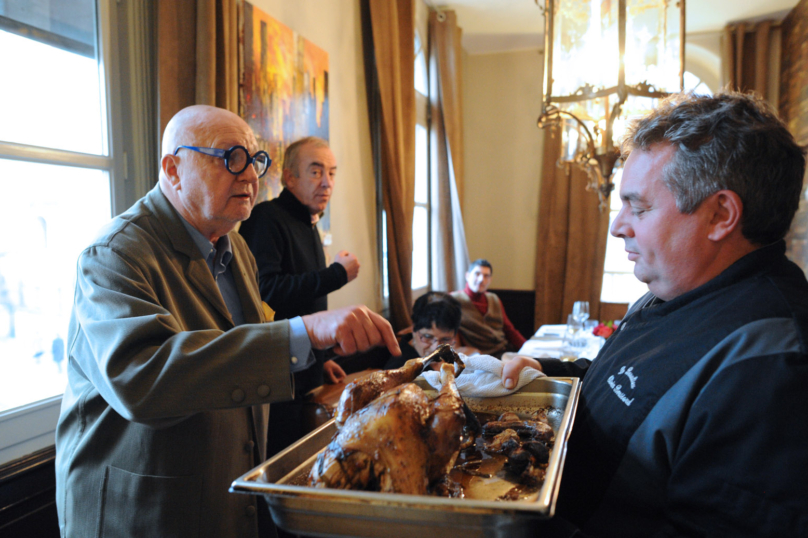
516;324;605;361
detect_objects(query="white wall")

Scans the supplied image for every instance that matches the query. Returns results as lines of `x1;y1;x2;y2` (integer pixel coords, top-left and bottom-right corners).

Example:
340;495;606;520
249;0;380;311
462;49;544;290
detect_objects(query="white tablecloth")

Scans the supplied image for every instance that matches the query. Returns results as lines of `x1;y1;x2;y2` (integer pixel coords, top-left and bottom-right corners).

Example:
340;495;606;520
517;324;604;360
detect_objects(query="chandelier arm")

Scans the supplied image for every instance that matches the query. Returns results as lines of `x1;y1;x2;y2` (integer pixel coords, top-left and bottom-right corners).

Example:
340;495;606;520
537;106;598;161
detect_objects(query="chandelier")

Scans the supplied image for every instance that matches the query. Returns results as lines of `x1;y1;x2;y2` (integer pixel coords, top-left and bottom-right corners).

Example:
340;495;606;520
537;0;686;207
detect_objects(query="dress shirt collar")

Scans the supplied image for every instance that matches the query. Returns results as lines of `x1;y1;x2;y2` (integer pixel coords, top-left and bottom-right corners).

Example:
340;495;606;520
178;216;233;277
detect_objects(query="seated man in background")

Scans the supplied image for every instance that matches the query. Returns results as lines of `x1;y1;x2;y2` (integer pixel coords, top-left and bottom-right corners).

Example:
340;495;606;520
451;259;526;358
384;291;466;369
501;92;808;537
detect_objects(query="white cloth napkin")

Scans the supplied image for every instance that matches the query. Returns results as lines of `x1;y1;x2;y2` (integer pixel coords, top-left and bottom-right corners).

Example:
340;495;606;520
421;354;545;398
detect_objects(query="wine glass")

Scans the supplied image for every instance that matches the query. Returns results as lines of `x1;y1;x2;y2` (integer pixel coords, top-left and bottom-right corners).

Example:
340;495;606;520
562;314;583;360
572;301;590;324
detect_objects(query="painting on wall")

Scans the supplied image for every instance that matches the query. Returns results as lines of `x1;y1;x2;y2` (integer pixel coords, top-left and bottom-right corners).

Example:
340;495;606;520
240;1;330;212
780;0;808;274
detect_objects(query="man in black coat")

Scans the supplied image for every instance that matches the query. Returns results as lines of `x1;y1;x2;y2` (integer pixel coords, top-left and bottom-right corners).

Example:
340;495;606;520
239;136;360;455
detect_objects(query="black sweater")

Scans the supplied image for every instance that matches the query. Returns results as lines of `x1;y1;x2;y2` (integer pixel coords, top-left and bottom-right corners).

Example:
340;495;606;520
239;189;347;320
239;189;348;397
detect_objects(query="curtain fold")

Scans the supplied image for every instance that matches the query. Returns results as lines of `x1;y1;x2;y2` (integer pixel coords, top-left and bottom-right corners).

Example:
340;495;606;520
429;9;469;292
722;20;776;104
368;0;416;330
158;0;239;136
534;125;609;328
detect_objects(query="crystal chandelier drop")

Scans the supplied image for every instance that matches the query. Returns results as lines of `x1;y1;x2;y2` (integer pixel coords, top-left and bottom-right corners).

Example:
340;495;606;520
537;0;686;208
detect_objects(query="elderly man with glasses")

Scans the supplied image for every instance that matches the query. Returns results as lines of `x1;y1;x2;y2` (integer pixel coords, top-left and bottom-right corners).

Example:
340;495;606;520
55;105;400;538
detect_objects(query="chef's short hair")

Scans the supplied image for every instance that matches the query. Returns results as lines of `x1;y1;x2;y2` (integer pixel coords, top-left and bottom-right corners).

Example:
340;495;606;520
412;292;461;333
624;91;807;246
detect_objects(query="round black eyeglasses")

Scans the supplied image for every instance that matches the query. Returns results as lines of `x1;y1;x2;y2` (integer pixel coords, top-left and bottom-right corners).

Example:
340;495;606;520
173;145;271;178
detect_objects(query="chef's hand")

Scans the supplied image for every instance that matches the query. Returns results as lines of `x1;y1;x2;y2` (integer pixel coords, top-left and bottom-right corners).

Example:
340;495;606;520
501;355;542;389
302;305;401;357
323;359;347;384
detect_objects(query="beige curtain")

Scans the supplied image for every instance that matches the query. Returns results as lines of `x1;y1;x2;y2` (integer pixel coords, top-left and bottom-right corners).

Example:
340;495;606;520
429;9;469;292
721;21;778;100
368;0;416;330
158;0;239;135
534;125;610;328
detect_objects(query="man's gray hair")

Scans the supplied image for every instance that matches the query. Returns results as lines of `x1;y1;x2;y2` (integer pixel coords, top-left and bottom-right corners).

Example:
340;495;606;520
623;91;807;245
281;136;330;186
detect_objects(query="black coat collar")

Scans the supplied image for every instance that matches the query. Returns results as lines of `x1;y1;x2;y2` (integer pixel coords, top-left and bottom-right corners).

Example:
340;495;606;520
278;188;315;226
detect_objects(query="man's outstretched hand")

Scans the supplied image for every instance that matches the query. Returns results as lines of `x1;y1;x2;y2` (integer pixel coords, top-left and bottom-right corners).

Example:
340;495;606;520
302;305;401;357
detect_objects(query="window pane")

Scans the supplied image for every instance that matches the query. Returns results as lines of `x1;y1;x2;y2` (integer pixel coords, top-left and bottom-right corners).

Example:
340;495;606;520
693;82;712;96
682;71;700;93
601;167;646;303
0;1;96;49
609;168;623;211
0;159;111;413
604;211;635;273
414;31;428;96
411;206;429;289
0;24;104;155
415;124;428;204
600;273;647;306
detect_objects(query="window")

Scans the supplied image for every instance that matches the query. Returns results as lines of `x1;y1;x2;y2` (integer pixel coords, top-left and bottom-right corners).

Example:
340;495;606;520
600;168;649;304
0;0;152;465
378;28;431;302
600;72;712;306
411;30;430;293
683;71;712;96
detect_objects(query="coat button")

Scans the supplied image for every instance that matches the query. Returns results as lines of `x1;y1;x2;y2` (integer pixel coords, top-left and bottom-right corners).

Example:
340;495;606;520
231;388;245;403
245;504;256;517
244;440;255;453
257;384;271;397
291;356;299;365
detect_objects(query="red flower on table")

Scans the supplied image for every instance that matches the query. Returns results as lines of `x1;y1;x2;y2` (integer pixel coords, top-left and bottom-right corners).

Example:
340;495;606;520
593;321;616;338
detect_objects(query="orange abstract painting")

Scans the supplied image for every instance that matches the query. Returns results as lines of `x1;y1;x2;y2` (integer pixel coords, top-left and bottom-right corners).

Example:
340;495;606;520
240;2;329;204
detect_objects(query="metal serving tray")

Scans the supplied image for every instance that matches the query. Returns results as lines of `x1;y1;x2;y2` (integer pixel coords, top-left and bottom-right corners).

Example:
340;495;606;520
231;377;580;538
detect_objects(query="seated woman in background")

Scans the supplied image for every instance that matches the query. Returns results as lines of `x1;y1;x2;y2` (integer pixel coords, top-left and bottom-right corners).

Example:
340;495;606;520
384;292;476;369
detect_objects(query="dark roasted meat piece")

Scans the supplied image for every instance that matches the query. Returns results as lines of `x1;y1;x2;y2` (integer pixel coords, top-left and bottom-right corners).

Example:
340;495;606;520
335;345;461;428
310;363;466;494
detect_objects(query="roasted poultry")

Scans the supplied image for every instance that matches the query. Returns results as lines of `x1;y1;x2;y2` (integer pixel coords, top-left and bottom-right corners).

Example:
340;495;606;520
309;361;467;494
334;344;461;429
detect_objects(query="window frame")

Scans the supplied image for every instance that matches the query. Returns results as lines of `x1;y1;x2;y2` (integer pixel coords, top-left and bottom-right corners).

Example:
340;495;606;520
0;0;154;466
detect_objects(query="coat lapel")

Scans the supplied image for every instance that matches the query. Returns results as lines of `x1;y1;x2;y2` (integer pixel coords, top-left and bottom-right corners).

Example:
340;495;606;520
229;236;264;324
146;187;234;327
